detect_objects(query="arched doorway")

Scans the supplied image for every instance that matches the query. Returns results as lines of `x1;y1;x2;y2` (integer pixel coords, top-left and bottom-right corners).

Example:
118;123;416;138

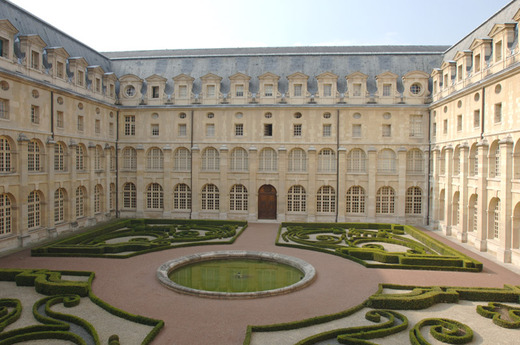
258;185;277;219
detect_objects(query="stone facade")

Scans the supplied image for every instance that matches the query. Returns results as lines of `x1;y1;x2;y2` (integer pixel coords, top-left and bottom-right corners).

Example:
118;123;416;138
1;0;520;265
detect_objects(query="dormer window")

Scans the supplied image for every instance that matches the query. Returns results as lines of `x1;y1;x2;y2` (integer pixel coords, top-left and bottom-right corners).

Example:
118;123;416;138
474;54;481;72
353;84;361;96
0;37;7;58
495;40;502;61
95;78;101;92
125;85;135;97
109;84;115;97
294;84;302;97
383;84;392;96
323;84;332;97
56;61;64;79
179;85;187;98
207;85;215;97
457;65;463;81
264;84;273;97
236;84;244;97
410;83;422;95
443;74;448;88
152;86;159;98
77;70;84;86
31;51;39;69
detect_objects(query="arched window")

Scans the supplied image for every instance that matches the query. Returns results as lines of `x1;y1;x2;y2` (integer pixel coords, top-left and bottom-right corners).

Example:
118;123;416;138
230;148;248;172
173;183;191;210
174;147;191;171
493;198;501;239
230;184;248;211
202;184;219;210
28;190;41;228
318;149;336;173
109;183;115;210
469;194;478;232
122;147;137;170
346;186;365;214
0;137;12;173
202;147;219;171
146;147;164;171
94;184;103;213
76;145;85;171
347;149;366;173
147;183;164;209
123;183;136;209
54;142;67;171
109;148;116;171
405;187;422;215
452;192;460;225
317;186;335;213
376;186;395;214
28;140;42;172
287;185;306;212
406;149;424;174
0;193;13;234
453;147;460;176
288;148;307;173
94;145;103;171
75;186;86;218
377;149;396;173
491;144;501;178
469;143;478;176
259;148;277;172
439;150;446;175
54;188;66;223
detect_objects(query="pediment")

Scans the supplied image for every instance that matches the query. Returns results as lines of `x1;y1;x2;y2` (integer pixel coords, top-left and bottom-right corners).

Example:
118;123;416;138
119;74;143;83
514;8;520;22
146;74;167;82
200;73;222;82
403;70;429;80
488;23;516;38
287;72;309;80
103;72;118;82
68;57;89;68
19;34;47;48
316;72;338;80
229;72;251;81
346;71;368;80
45;47;70;59
173;73;194;82
431;68;441;77
87;65;105;75
0;19;18;35
453;50;472;61
258;72;280;80
440;61;456;69
469;38;492;51
376;71;398;80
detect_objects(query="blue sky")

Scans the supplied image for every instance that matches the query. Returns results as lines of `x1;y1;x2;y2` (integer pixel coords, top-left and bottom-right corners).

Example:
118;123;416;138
8;0;514;51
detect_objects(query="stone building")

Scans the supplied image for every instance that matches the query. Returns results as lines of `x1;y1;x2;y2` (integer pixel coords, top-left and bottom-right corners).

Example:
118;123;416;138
1;0;520;265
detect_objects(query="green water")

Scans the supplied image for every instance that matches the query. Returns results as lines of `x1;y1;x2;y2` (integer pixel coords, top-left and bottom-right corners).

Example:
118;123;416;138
169;259;304;293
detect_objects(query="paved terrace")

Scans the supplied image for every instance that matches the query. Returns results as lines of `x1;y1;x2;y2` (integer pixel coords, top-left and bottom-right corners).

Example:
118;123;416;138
1;223;520;345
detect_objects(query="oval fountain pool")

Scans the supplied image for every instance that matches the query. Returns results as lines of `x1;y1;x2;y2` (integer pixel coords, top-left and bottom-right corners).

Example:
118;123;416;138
157;251;316;299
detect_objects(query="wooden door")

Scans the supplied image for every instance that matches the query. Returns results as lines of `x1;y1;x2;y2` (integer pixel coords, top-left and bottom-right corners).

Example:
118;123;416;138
258;185;277;219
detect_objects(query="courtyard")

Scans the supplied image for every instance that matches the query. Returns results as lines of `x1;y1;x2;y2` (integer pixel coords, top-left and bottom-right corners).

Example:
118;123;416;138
0;223;520;344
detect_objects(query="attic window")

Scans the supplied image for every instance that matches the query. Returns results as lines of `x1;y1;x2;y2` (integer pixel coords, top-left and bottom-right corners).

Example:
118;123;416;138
125;85;136;97
152;86;159;98
179;85;187;98
495;41;503;62
56;61;64;79
264;84;273;97
31;51;39;69
410;83;422;95
323;84;332;97
235;85;244;97
0;37;8;58
353;83;361;96
474;54;481;72
95;78;101;93
383;84;392;96
293;84;302;97
77;70;84;86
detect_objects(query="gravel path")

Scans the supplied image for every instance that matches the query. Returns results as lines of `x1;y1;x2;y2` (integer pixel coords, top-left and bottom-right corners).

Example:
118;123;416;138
1;223;519;345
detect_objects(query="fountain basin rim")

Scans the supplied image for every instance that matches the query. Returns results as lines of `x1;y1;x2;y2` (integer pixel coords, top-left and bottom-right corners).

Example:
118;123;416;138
156;250;316;299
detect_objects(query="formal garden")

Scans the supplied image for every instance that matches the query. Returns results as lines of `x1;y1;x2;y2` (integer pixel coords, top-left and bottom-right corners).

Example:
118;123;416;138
0;220;519;344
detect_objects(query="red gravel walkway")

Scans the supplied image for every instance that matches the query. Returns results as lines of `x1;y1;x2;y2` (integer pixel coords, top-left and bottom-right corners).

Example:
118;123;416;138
1;223;520;345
